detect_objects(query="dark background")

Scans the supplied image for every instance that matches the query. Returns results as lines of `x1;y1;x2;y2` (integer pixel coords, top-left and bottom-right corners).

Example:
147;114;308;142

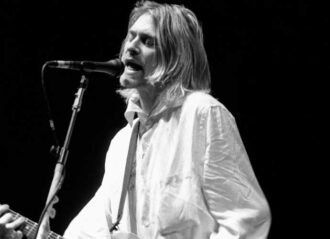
1;0;327;238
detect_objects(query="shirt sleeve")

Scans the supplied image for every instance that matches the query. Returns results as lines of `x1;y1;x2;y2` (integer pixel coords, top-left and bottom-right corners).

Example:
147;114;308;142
62;186;113;239
63;125;131;239
201;105;271;239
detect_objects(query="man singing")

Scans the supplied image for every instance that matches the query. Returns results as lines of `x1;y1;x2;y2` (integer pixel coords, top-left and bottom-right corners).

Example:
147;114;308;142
0;1;271;238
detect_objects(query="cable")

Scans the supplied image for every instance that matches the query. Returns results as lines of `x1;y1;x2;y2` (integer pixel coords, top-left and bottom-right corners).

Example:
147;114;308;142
32;62;64;239
41;62;60;151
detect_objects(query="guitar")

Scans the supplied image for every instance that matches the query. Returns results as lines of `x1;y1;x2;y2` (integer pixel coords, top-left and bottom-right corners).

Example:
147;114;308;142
9;209;140;239
9;209;63;239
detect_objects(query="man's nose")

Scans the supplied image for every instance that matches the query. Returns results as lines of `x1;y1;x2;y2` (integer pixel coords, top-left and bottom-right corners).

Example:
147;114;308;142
126;38;140;56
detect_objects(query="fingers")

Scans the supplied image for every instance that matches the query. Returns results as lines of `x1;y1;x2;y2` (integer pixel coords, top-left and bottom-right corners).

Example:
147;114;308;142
49;208;56;219
16;230;24;239
53;196;59;204
48;195;59;219
0;204;26;239
0;213;13;224
6;230;24;239
0;205;25;229
6;216;25;230
0;204;10;215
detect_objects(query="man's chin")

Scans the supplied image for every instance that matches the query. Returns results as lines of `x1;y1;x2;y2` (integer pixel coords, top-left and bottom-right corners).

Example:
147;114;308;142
119;74;144;89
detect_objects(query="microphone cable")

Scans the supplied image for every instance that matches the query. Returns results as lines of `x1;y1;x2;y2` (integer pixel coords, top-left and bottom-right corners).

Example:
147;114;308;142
32;62;64;239
41;62;61;155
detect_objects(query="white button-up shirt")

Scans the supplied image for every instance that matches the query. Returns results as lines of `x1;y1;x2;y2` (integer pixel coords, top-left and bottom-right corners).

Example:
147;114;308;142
63;91;271;239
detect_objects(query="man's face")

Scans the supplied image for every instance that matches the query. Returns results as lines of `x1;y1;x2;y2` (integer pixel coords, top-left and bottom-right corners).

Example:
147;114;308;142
120;14;157;89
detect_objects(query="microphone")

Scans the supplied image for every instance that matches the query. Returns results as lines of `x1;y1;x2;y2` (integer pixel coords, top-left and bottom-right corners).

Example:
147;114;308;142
46;58;124;77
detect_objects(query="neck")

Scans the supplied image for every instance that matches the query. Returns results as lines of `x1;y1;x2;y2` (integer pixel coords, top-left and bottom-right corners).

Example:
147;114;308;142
137;85;159;115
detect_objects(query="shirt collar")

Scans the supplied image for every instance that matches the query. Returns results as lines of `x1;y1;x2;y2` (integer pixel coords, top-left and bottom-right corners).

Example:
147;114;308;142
124;96;147;126
124;91;186;126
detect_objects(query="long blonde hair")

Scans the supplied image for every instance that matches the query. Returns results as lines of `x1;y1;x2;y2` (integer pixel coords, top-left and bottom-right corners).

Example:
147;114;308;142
118;0;211;104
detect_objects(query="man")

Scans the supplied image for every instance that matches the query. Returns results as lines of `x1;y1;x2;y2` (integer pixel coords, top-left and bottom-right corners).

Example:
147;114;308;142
0;1;271;238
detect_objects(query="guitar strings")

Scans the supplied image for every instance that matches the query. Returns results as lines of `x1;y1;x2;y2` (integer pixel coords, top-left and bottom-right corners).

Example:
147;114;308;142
9;209;63;239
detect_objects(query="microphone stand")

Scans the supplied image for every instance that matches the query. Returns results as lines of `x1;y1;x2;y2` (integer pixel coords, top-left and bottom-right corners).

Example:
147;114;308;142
35;74;89;239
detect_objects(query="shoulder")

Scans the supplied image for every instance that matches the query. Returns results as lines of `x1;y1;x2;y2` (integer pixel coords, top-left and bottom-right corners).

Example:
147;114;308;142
182;91;233;118
108;119;140;147
104;123;132;168
107;123;132;151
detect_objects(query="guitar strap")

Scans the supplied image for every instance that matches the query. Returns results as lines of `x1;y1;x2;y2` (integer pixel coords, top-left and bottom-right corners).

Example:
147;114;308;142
110;120;140;233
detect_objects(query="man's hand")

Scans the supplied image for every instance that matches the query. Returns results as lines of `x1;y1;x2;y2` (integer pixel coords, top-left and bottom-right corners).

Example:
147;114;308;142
36;196;59;239
0;204;25;239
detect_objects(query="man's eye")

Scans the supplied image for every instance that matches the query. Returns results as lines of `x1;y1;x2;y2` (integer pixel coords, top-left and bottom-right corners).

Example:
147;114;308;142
144;37;155;47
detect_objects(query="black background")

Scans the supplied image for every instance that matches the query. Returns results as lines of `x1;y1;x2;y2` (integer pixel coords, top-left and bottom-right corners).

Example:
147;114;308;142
1;0;328;238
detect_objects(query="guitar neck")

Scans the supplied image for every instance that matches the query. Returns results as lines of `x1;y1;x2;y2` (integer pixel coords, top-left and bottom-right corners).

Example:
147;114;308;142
10;209;63;239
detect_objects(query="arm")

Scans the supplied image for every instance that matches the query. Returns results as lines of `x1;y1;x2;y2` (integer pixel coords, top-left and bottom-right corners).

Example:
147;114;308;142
62;125;132;239
202;106;271;238
63;185;113;239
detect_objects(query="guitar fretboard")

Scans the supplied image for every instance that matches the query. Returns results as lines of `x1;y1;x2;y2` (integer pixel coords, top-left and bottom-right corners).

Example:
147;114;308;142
10;209;63;239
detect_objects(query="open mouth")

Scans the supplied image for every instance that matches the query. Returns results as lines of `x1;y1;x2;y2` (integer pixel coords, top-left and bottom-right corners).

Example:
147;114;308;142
125;61;143;71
